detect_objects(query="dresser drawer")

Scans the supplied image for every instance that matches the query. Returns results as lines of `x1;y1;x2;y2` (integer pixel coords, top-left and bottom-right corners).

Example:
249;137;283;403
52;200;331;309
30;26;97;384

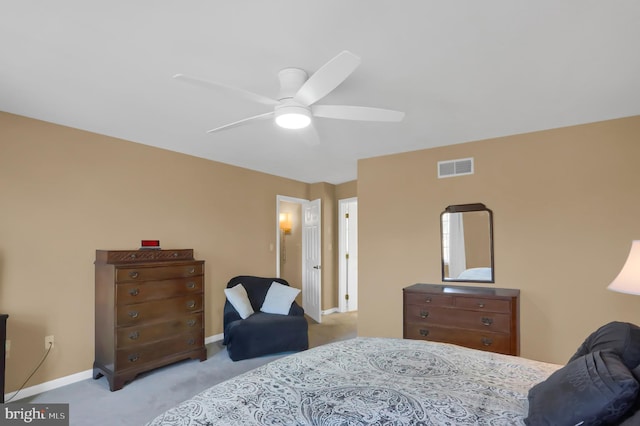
405;304;511;333
404;292;453;307
116;264;203;283
116;330;203;369
454;296;511;313
116;294;203;326
116;277;203;304
405;324;513;354
116;314;203;348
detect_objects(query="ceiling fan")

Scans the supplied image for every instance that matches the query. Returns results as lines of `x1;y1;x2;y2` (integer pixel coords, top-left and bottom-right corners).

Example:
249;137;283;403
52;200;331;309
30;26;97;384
173;50;405;135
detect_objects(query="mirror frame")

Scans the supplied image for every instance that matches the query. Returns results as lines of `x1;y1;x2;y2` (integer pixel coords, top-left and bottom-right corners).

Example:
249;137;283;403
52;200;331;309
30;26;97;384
440;203;494;283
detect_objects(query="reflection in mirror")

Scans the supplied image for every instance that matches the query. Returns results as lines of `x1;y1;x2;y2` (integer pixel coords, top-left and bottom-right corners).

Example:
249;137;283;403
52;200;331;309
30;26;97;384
441;203;494;283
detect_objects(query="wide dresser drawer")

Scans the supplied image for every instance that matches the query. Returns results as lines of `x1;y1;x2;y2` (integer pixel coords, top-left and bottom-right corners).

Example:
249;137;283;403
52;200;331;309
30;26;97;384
116;294;203;326
116;277;203;304
405;324;513;354
404;304;511;333
115;330;204;369
116;263;203;283
116;313;203;348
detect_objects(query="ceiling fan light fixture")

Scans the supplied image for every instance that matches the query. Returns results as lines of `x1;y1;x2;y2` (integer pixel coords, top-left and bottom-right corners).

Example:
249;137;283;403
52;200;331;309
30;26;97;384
275;105;311;130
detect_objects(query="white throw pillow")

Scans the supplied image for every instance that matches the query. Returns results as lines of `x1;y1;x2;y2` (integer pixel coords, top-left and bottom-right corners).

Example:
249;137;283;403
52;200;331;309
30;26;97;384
261;281;301;315
224;283;254;319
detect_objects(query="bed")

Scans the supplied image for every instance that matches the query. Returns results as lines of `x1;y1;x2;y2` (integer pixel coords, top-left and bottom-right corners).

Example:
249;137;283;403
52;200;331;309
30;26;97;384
146;337;561;425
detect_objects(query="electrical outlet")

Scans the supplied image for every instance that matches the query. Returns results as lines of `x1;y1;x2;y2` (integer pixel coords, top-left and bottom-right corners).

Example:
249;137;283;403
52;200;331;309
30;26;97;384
5;340;9;359
45;335;54;350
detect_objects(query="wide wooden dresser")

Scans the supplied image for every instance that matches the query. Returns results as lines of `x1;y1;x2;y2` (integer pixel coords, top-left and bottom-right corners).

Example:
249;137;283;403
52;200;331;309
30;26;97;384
403;283;520;356
93;249;206;391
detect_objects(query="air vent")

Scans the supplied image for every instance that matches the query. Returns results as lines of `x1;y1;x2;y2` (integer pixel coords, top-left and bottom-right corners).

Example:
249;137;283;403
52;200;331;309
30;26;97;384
438;158;474;178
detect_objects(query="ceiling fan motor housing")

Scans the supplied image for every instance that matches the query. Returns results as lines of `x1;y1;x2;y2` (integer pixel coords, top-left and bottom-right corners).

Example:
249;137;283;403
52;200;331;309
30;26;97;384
277;68;308;100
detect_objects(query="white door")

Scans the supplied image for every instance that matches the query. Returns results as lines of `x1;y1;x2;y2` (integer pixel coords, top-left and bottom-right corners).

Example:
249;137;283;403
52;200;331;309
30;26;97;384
302;199;322;323
339;198;358;312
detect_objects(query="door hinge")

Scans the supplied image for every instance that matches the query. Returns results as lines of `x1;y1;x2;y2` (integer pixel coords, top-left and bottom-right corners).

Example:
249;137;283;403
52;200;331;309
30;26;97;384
345;294;349;300
345;213;349;219
345;253;349;259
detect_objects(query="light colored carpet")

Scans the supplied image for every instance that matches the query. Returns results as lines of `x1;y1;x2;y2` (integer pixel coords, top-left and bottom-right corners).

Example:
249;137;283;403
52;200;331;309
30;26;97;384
22;312;357;426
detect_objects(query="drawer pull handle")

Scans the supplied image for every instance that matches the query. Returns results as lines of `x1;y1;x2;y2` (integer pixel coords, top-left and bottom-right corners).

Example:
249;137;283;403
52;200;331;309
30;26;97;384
128;311;139;319
128;354;140;362
187;301;196;309
129;253;137;259
173;252;179;257
481;317;493;326
129;331;139;340
188;267;196;274
419;310;429;319
128;271;139;279
419;329;429;337
186;282;196;289
425;297;432;303
481;337;493;346
187;338;195;345
477;303;485;308
129;288;139;296
186;319;196;327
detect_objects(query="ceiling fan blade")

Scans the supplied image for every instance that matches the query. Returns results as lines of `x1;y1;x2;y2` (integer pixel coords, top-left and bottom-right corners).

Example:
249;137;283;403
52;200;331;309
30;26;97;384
206;111;274;134
312;105;405;122
173;73;279;106
293;51;361;106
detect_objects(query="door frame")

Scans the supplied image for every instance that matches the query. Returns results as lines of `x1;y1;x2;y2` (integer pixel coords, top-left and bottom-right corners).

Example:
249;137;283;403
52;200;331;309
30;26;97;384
338;197;358;312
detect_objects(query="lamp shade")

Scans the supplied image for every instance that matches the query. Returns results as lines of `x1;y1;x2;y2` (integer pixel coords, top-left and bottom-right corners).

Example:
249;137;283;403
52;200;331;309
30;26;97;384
607;240;640;295
279;213;292;233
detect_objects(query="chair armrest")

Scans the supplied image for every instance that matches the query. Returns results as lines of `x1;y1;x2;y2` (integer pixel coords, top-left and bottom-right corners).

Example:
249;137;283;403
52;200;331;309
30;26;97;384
223;301;242;327
289;302;304;316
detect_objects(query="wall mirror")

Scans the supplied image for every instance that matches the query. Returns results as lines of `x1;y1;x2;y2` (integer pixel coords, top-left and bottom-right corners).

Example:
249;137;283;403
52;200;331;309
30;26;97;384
441;203;494;283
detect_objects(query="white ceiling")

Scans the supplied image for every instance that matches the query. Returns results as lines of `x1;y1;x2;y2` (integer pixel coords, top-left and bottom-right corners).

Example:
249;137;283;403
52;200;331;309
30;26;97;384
2;1;639;184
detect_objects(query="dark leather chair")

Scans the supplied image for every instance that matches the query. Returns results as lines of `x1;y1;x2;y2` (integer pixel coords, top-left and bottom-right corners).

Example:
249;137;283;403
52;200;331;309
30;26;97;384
223;275;309;361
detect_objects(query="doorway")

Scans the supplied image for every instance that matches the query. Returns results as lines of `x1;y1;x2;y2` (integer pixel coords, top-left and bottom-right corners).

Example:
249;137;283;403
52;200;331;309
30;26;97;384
338;197;358;312
276;195;322;323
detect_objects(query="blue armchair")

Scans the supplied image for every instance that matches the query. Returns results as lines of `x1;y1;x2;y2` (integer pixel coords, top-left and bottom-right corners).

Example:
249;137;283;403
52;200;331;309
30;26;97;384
223;275;309;361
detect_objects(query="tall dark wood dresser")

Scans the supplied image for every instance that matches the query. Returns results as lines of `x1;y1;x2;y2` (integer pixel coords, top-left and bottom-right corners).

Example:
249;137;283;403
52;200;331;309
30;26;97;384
403;283;520;356
93;249;206;391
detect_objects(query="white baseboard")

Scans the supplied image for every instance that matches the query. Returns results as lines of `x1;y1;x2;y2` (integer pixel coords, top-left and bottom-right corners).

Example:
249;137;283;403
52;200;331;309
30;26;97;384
205;332;223;345
5;369;94;402
5;333;225;402
322;307;339;315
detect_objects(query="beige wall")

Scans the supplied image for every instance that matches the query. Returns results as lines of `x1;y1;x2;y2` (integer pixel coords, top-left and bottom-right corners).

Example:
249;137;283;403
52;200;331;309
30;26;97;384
335;180;357;201
0;112;334;393
358;116;640;365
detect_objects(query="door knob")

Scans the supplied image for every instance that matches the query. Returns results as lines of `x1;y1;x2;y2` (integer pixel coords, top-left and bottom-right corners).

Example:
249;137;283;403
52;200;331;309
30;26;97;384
313;265;321;270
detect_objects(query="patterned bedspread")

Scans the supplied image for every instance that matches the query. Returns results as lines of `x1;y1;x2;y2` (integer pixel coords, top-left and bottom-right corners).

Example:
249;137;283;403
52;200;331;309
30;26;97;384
147;337;560;425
